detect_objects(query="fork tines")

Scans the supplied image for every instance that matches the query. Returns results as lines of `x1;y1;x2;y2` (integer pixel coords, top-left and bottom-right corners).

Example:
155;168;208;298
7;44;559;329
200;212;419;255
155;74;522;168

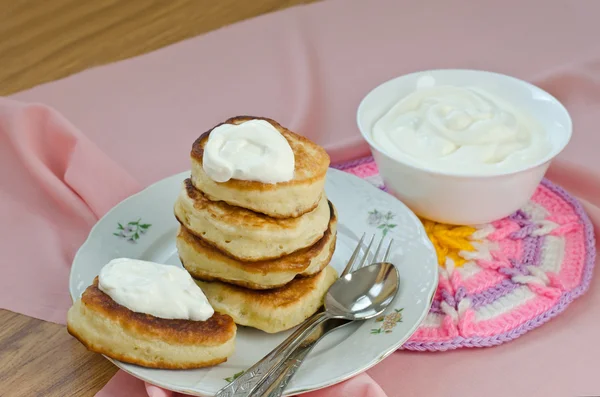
341;233;393;277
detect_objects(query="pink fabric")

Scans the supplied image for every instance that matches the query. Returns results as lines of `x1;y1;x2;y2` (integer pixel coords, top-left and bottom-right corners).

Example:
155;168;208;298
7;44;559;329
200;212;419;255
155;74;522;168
0;98;140;323
2;0;600;396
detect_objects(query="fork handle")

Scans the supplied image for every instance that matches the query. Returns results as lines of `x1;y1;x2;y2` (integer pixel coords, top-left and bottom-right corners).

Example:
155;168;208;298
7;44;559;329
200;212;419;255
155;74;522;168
259;317;353;397
245;311;331;396
261;341;314;397
215;311;331;397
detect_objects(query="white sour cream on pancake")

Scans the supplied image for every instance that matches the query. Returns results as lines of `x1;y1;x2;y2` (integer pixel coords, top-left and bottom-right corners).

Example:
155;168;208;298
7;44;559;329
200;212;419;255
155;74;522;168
372;78;551;175
202;119;295;183
98;258;214;321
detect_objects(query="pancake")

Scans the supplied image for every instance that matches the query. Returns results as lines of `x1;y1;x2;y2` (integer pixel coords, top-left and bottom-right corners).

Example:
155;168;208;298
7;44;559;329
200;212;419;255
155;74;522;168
67;278;236;369
195;265;338;333
190;116;330;219
177;202;337;289
174;179;330;262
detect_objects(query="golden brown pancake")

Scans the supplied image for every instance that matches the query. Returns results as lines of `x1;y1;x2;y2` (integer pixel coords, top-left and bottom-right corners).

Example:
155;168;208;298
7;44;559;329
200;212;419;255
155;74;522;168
67;278;236;369
195;266;338;333
174;179;330;262
190;116;330;218
177;201;337;289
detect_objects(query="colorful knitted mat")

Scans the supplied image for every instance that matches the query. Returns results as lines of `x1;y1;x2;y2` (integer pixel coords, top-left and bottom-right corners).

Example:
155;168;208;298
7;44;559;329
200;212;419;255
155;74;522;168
334;156;596;351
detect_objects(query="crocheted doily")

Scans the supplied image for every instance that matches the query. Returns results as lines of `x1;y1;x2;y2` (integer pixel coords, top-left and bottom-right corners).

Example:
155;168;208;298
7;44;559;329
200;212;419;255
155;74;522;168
335;157;596;351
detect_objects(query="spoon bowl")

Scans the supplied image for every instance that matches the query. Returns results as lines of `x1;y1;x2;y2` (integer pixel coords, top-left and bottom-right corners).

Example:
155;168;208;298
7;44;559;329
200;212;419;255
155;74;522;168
325;262;399;320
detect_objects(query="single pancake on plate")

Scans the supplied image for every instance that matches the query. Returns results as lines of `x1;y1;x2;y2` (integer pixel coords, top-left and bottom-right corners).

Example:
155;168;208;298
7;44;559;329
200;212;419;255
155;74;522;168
190;116;330;218
177;201;337;289
195;265;338;333
67;278;236;369
174;179;330;262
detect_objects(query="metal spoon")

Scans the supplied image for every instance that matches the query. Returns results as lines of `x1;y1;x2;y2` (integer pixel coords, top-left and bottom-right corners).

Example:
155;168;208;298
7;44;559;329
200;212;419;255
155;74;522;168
216;261;399;397
258;236;395;397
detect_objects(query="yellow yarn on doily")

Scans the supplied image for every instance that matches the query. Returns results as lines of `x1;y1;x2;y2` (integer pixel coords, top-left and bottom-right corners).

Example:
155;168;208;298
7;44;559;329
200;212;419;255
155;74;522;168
421;218;477;268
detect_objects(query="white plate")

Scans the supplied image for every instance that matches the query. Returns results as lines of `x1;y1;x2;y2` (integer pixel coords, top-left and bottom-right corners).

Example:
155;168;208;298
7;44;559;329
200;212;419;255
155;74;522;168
69;168;438;396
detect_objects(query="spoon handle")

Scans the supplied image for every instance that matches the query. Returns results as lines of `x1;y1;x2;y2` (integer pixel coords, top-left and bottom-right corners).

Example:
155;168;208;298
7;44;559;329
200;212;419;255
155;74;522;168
215;311;330;397
261;318;352;397
246;311;331;396
261;343;312;397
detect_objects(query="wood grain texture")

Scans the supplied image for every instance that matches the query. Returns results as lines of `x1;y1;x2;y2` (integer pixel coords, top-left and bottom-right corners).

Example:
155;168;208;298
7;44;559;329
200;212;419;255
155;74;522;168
0;0;316;95
0;0;315;395
0;309;118;397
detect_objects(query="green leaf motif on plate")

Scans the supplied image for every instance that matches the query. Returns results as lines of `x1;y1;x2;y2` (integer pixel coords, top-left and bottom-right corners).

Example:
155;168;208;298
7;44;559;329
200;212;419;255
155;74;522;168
371;308;403;335
367;209;397;236
224;370;245;383
113;218;151;243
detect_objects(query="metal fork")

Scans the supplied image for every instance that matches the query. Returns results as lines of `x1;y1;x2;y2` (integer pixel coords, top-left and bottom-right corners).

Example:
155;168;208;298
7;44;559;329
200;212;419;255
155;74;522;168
215;234;394;397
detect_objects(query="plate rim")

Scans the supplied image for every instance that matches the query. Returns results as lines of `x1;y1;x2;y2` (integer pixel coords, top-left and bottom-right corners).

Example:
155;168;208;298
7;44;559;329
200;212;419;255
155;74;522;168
69;168;438;396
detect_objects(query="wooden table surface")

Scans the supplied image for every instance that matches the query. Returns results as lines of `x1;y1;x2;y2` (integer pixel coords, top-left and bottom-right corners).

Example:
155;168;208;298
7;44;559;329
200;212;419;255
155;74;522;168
0;1;315;396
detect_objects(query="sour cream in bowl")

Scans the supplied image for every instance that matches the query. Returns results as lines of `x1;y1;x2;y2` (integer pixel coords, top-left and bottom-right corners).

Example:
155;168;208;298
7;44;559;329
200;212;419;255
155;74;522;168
357;70;572;225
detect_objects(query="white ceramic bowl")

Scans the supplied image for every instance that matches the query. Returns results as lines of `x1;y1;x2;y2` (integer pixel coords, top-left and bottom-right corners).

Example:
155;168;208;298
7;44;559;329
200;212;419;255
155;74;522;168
357;69;572;225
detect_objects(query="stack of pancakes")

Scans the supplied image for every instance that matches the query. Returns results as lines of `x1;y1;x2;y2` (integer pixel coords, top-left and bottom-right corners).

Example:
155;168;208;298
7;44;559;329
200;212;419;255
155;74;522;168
175;116;338;333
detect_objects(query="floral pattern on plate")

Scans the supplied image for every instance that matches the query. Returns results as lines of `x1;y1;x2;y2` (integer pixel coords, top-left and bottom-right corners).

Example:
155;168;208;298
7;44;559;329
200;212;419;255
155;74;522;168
367;209;397;236
371;308;403;334
113;218;151;242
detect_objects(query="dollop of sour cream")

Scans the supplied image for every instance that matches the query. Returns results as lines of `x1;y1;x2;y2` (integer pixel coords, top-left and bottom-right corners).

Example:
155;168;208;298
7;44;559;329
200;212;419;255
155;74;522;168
202;119;295;183
372;78;551;174
98;258;214;321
